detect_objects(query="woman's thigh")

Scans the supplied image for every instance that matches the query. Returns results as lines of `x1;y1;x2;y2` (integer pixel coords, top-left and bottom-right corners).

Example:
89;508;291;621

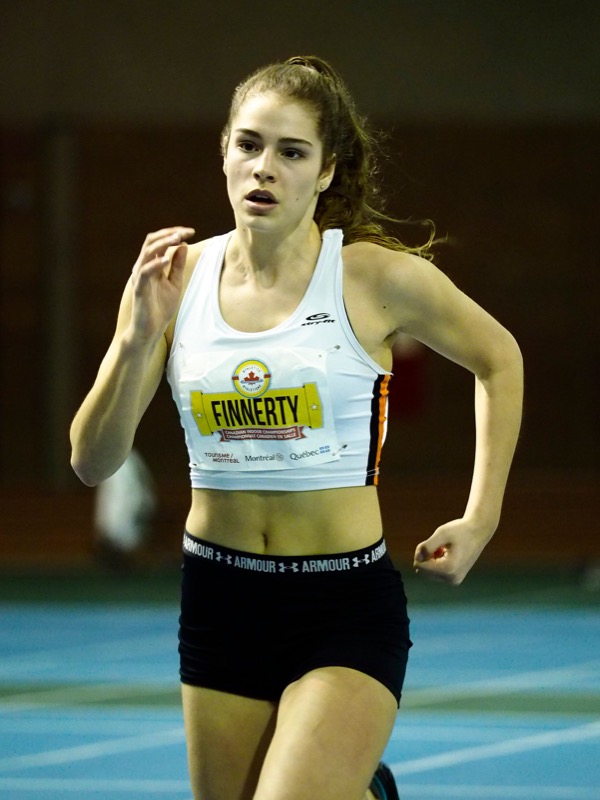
254;666;398;800
182;683;277;800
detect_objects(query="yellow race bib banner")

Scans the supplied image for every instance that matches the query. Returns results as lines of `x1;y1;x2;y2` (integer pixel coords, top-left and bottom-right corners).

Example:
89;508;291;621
190;383;323;440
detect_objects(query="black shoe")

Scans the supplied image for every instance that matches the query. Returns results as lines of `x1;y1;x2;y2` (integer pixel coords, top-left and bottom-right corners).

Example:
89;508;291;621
369;762;400;800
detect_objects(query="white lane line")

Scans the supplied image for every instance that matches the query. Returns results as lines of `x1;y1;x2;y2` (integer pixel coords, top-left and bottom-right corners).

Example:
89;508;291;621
391;719;600;776
390;722;543;745
0;777;190;794
394;785;599;799
411;632;517;655
0;780;596;799
403;659;600;707
0;726;186;772
0;780;596;800
0;634;175;677
0;716;179;736
0;681;178;713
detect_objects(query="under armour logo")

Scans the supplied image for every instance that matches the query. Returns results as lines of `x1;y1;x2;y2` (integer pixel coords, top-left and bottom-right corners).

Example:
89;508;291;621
278;563;300;573
352;554;370;568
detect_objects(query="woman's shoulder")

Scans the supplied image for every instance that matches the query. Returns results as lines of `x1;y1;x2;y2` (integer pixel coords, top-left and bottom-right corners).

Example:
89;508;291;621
184;237;210;266
341;240;451;334
164;236;215;345
341;240;430;289
181;235;219;284
342;238;427;264
183;230;233;272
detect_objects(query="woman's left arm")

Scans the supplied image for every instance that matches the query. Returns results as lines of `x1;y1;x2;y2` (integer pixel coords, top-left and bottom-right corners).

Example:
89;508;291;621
378;249;524;584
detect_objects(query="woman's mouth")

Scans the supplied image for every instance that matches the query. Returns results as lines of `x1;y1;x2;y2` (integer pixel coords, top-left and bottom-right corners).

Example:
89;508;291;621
244;190;278;210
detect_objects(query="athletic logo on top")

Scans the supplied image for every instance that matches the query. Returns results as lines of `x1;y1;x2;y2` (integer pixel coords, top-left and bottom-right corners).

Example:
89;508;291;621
232;359;271;397
302;312;336;326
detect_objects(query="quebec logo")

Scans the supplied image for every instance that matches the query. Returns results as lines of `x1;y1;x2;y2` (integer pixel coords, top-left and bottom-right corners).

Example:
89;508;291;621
302;313;336;326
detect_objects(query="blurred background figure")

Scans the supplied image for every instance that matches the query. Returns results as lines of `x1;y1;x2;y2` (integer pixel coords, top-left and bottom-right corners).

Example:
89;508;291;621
94;449;156;570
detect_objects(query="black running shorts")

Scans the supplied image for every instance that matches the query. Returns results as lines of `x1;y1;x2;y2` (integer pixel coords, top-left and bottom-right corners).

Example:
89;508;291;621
179;533;412;706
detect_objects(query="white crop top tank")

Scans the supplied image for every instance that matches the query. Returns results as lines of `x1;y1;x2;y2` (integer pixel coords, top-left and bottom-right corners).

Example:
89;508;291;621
167;228;392;491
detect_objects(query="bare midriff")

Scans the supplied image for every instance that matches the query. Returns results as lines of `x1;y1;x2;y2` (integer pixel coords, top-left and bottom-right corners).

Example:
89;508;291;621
185;484;383;556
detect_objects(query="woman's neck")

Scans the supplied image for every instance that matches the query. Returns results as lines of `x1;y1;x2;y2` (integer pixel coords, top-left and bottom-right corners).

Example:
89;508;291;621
227;221;321;283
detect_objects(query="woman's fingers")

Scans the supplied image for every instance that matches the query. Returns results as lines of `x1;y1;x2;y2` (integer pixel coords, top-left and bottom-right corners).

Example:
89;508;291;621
127;227;195;339
134;227;195;273
143;226;196;248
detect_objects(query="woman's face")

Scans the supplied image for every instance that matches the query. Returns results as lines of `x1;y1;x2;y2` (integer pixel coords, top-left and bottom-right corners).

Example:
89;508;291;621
223;92;334;235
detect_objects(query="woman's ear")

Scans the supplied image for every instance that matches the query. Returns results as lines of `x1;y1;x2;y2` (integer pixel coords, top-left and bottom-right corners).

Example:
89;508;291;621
319;154;336;191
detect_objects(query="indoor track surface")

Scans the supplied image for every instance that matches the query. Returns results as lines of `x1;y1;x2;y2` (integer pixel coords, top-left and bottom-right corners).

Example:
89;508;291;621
0;570;598;799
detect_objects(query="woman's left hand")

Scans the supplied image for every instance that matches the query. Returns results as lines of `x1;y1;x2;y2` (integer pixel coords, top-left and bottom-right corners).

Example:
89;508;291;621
413;518;495;585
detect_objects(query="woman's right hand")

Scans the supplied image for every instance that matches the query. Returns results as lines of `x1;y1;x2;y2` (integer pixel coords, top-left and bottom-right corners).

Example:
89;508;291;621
128;226;196;345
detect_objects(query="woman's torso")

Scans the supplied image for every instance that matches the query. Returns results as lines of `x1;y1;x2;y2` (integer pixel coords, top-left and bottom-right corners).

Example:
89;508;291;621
166;229;396;556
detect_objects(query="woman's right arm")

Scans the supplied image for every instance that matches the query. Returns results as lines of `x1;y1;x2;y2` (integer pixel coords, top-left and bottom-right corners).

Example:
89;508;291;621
70;226;195;486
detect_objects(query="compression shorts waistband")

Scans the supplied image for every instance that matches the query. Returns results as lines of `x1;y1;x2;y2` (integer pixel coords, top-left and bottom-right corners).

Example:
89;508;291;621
182;531;388;575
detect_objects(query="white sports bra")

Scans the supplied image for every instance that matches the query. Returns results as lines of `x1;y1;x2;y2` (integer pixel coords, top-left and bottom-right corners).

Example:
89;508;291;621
167;229;392;491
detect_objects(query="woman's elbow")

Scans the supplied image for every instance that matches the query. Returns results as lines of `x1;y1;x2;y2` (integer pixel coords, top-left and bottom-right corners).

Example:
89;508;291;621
70;449;101;487
489;330;524;389
504;332;524;378
69;429;106;486
477;328;523;386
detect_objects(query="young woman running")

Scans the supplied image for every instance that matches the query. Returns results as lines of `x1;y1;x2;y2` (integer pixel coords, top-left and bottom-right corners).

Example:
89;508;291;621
70;55;523;800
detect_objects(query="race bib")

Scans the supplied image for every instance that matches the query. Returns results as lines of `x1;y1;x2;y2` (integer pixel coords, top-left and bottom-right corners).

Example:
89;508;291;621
178;347;341;471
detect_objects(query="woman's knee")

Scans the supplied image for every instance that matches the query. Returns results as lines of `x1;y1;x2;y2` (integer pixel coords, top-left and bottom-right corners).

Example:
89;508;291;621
253;667;397;800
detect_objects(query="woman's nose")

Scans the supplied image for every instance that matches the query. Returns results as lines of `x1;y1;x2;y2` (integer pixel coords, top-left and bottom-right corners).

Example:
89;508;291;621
253;150;276;182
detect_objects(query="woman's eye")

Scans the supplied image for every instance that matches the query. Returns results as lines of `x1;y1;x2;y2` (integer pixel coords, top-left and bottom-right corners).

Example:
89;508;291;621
282;149;303;160
238;141;257;152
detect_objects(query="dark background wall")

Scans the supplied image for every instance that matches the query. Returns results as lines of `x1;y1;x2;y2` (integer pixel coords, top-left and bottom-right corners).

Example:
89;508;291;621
1;1;598;568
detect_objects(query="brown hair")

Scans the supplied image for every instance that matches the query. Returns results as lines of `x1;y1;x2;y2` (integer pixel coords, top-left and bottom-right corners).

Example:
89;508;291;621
221;55;436;258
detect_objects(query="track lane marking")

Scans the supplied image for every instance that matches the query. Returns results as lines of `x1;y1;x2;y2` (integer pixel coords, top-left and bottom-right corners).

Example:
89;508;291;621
391;719;600;775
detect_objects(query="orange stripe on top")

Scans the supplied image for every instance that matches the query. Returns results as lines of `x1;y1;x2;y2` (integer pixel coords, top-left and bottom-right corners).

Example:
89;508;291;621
372;374;391;486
